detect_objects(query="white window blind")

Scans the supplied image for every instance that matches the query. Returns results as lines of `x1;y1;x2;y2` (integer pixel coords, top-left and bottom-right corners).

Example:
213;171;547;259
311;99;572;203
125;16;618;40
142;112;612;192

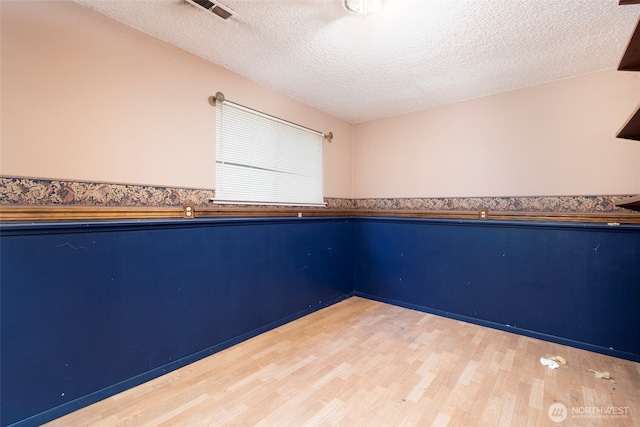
215;101;324;206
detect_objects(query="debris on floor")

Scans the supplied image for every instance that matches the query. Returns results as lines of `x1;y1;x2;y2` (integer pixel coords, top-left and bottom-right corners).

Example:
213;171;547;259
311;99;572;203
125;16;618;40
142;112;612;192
540;357;560;369
589;369;615;382
549;356;567;365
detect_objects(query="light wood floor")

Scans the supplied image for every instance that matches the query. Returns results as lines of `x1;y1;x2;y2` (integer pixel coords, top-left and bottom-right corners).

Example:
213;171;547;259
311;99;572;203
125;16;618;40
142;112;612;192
46;297;640;427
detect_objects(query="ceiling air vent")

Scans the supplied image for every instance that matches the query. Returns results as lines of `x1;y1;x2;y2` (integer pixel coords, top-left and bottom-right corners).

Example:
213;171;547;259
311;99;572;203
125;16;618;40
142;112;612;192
185;0;235;19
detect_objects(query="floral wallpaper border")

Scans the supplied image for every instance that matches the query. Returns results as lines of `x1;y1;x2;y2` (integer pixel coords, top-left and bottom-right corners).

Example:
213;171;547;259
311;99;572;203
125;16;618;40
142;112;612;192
0;176;636;214
0;177;214;207
352;195;636;213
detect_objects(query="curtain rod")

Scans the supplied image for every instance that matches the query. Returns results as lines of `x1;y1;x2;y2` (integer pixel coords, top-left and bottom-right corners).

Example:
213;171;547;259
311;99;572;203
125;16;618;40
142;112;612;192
211;92;333;142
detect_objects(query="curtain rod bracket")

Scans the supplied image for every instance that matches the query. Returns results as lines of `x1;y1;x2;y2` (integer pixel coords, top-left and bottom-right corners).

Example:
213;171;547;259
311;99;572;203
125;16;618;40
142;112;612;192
324;132;333;143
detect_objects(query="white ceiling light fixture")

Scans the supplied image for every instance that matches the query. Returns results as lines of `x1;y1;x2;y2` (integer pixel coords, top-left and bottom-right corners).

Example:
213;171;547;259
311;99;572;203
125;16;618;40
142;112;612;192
342;0;383;16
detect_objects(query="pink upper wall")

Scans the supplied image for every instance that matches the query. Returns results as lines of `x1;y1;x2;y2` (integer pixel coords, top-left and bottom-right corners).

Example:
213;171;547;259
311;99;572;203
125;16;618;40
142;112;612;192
2;2;639;203
353;69;640;198
0;1;353;198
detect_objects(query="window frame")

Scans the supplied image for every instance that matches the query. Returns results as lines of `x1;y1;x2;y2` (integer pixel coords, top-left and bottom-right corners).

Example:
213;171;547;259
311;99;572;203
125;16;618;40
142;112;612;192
214;100;326;207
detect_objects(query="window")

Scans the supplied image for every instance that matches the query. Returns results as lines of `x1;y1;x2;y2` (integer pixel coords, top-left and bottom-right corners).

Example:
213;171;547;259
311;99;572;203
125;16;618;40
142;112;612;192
215;100;325;206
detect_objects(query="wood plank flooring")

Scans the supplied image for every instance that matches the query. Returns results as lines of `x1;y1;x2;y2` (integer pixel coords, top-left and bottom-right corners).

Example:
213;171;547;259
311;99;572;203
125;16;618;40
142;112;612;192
45;297;640;426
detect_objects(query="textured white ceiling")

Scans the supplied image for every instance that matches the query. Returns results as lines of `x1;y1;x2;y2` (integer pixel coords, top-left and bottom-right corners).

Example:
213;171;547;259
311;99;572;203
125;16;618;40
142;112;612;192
74;0;640;124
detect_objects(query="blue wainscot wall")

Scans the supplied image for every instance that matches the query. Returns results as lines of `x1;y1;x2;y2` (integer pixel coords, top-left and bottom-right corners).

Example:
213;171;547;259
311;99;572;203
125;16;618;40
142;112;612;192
354;218;640;363
1;218;354;427
2;216;639;426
